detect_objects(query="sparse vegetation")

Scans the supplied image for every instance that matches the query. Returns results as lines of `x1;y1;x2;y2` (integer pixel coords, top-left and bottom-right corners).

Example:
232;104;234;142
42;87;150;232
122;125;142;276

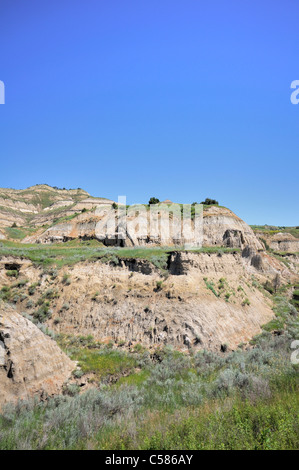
0;316;298;449
203;278;219;297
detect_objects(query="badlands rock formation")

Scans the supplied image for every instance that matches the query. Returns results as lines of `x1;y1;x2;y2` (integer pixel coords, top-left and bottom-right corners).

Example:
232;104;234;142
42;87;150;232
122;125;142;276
0;184;114;228
0;304;74;409
23;204;263;251
267;233;299;253
48;253;273;350
254;229;299;254
0;184;297;406
203;206;263;250
0;251;278;353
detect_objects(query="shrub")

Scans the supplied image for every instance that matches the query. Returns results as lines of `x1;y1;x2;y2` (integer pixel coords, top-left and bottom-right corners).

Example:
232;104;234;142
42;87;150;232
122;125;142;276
33;303;52;322
12;278;28;288
63;383;80;397
61;302;70;311
149;197;160;205
48;267;58;279
6;270;19;278
0;286;11;302
28;283;38;296
62;273;71;285
42;288;59;300
155;280;163;291
73;369;84;379
200;198;219;205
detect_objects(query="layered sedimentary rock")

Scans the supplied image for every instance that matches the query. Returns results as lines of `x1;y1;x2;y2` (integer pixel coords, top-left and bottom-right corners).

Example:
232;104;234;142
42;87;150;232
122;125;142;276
0;185;114;228
255;231;299;254
268;233;299;253
45;252;274;350
0;305;74;409
24;205;263;251
0;252;277;353
203;206;263;250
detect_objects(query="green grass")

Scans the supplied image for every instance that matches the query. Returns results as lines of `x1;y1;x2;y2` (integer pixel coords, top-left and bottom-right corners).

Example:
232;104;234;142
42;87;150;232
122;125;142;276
262;318;285;332
251;225;299;239
117;369;150;387
4;227;36;240
57;334;138;380
203;278;219;297
0;240;240;269
72;349;138;379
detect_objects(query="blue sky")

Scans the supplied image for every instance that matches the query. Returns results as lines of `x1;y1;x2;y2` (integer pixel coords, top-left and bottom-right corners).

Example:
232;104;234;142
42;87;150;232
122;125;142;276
0;0;298;225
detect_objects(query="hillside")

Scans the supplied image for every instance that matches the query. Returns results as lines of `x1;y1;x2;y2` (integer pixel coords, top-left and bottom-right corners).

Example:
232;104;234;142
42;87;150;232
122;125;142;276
251;225;299;254
0;185;263;252
0;184;114;235
0;185;298;450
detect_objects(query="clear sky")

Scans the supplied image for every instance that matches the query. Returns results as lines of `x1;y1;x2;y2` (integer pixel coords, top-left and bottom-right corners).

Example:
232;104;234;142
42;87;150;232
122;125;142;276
0;0;298;226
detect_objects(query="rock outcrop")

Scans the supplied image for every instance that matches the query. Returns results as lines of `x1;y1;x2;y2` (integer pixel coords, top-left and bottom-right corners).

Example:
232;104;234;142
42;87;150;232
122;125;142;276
45;252;274;351
254;230;299;254
268;233;299;253
24;204;263;251
203;206;263;250
0;252;277;353
0;304;74;409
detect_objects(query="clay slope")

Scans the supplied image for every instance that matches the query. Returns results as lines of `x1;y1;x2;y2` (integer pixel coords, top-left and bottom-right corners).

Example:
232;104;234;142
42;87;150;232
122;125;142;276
0;304;74;409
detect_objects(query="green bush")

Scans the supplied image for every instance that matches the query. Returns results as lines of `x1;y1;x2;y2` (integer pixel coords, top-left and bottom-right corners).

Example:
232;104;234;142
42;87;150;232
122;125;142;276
6;270;19;278
149;197;160;205
200;198;219;205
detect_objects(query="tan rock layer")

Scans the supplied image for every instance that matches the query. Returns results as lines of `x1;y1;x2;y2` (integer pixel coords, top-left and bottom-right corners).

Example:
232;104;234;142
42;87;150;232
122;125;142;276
0;304;74;409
